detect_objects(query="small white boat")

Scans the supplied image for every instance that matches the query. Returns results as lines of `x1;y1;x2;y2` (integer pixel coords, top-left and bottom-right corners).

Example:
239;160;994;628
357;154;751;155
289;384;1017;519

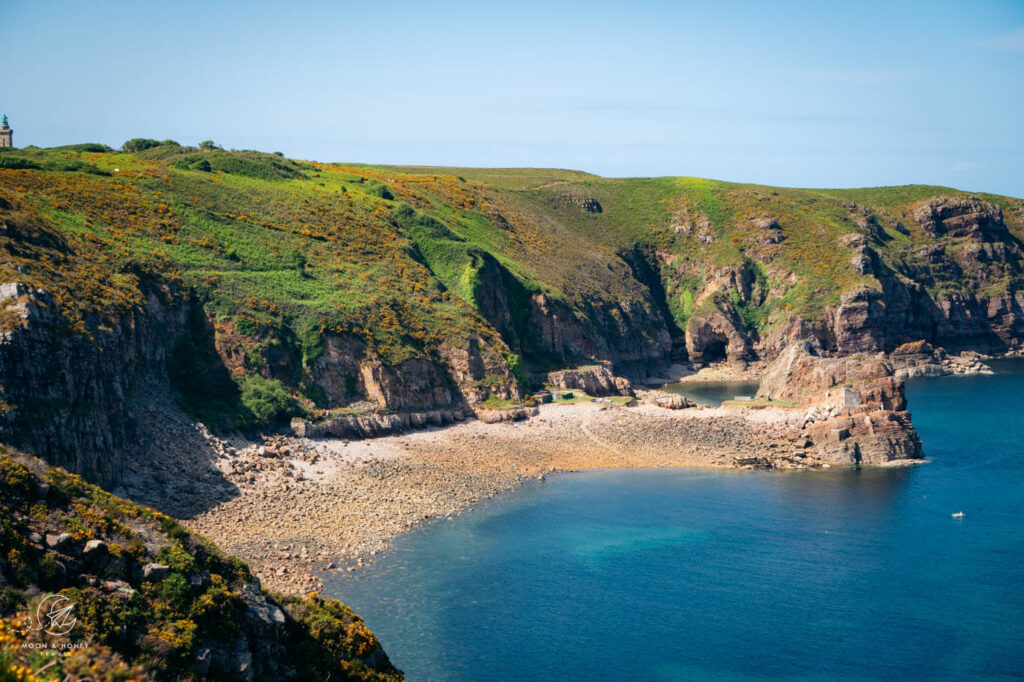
951;511;965;518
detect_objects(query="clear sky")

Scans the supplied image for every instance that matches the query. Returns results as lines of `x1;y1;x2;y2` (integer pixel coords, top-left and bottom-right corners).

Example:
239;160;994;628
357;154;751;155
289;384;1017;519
3;0;1023;196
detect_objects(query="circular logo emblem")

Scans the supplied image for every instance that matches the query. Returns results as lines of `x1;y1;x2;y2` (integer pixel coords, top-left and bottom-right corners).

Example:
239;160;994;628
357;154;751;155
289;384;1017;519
35;594;76;636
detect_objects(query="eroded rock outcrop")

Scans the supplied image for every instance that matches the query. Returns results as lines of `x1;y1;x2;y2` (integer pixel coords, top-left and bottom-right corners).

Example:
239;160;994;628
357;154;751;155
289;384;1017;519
686;308;754;364
310;332;523;411
551;188;603;213
757;341;923;465
543;365;633;396
913;197;1009;241
888;340;993;379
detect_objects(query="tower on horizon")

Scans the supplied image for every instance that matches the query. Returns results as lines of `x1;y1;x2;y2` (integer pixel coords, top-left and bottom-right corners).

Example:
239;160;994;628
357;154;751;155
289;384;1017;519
0;115;12;148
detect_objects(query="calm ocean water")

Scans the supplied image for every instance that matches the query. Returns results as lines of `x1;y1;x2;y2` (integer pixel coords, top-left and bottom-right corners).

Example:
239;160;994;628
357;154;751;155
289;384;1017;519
326;364;1024;681
664;379;761;406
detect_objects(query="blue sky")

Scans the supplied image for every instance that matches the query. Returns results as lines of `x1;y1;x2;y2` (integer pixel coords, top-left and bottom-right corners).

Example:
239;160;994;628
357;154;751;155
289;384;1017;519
2;0;1023;195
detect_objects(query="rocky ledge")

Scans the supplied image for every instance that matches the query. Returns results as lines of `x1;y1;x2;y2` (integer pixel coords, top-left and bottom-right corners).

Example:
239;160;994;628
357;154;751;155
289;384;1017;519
888;340;998;380
540;365;634;396
758;341;924;465
290;406;473;440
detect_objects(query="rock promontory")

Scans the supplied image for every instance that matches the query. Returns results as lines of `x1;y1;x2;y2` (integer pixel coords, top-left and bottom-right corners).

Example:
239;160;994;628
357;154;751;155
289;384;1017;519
758;341;923;465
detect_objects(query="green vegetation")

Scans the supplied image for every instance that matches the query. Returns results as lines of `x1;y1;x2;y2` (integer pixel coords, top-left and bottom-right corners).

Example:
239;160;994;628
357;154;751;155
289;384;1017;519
239;375;303;425
1;144;1021;433
0;447;402;681
477;395;524;410
121;138;180;153
0;157;41;170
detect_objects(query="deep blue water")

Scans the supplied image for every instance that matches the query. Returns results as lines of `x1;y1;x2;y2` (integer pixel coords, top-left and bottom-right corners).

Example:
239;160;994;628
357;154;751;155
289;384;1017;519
326;367;1024;681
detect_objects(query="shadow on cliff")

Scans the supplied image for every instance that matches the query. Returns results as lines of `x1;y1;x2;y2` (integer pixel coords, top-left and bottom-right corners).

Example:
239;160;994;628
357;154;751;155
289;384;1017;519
618;243;688;362
121;301;259;519
112;377;242;520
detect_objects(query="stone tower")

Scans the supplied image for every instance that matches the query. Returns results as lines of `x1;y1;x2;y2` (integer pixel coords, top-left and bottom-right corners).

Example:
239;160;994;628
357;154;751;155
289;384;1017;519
0;115;11;148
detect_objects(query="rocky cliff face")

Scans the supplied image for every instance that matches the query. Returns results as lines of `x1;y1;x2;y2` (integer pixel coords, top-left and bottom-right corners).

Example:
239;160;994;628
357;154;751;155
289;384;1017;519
666;196;1024;365
0;283;188;489
471;251;672;380
0;281;532;485
813;199;1024;355
758;341;923;465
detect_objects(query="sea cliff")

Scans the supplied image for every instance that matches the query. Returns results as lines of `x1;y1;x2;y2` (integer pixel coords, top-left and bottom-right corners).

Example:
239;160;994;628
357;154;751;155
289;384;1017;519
1;147;1021;596
1;152;1022;492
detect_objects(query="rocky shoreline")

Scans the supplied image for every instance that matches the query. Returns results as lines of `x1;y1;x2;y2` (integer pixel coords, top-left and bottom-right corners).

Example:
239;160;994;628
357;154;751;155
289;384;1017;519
132;345;1010;596
177;401;804;595
176;395;917;595
888;340;1022;380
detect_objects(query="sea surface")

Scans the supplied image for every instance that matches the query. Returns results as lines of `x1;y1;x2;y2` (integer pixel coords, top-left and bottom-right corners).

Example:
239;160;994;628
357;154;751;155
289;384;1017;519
663;379;761;406
326;364;1024;681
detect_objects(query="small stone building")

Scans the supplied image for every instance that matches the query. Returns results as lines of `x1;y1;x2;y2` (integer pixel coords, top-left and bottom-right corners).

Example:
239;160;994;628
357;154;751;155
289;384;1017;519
0;115;12;148
840;386;861;407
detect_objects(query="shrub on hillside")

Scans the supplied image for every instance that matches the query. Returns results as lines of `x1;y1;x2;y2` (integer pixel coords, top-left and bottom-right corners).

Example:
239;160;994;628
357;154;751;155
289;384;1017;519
122;138;179;152
43;158;110;175
239;375;302;426
208;154;304;180
48;143;113;153
366;182;394;200
0;157;41;170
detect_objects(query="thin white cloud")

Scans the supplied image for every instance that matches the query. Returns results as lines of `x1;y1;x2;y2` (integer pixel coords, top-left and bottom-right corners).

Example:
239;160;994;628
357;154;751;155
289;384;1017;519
797;68;920;84
979;27;1024;51
950;161;981;173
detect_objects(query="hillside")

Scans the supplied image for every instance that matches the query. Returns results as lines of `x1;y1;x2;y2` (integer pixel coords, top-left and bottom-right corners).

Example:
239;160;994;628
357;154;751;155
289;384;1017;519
0;142;1022;488
0;445;402;681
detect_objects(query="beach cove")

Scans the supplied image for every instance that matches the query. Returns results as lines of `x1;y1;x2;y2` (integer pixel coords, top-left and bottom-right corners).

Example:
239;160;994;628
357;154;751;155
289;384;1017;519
324;364;1024;681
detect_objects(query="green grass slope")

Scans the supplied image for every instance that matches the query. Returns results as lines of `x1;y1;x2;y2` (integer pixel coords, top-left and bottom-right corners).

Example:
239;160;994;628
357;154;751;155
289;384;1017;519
0;446;402;681
1;142;1021;431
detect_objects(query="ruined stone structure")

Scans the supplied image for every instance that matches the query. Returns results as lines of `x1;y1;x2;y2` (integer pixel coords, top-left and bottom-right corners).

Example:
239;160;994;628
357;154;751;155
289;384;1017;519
0;114;11;148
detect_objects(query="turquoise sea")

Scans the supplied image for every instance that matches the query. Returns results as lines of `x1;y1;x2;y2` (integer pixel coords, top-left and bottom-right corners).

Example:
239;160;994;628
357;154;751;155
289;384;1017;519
326;362;1024;681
